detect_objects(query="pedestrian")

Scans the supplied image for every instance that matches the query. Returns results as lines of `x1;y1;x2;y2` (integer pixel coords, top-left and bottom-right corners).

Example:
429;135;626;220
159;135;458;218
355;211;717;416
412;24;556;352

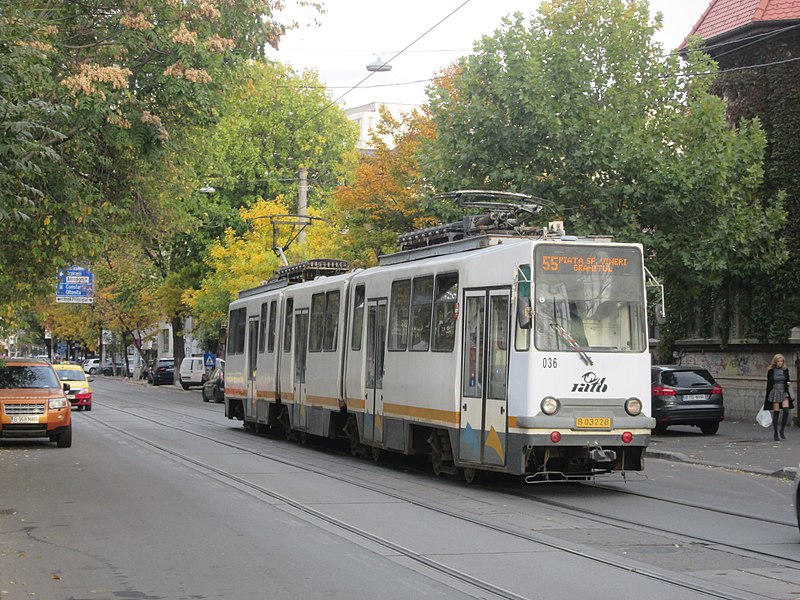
764;353;793;441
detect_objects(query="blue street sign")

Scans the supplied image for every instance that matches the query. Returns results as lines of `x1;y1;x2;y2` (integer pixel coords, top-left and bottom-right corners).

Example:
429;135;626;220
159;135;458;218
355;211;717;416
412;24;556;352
56;266;94;304
204;353;216;369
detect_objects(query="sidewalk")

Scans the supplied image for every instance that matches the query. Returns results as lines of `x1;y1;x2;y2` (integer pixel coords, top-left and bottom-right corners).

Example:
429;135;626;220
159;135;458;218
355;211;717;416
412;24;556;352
646;420;799;479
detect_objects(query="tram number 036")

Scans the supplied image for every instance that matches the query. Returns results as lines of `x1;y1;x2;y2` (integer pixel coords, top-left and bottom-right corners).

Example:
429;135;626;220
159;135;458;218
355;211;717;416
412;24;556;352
542;357;558;369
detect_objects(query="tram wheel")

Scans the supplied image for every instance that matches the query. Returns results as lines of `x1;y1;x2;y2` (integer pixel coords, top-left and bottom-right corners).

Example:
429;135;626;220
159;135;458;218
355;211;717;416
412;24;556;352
462;467;481;485
299;431;308;445
370;445;381;462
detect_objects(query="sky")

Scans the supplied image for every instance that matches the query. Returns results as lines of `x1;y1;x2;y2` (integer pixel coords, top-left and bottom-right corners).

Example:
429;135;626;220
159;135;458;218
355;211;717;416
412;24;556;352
265;0;709;108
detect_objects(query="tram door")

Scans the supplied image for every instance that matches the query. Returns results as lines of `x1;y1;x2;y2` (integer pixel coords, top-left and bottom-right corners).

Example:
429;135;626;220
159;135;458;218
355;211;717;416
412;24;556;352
292;309;309;431
459;289;510;467
245;317;259;420
363;299;386;445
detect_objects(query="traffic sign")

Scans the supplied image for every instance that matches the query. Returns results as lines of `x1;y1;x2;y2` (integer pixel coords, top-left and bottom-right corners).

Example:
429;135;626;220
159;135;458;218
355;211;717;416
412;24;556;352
204;353;216;369
56;266;94;304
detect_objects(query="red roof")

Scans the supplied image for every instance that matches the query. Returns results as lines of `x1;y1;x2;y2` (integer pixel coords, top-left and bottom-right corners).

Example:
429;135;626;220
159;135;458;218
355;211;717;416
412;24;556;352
683;0;800;46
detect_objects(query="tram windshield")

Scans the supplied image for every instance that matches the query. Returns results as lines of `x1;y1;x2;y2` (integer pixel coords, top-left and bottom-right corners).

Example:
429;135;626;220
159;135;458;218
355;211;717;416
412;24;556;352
531;244;647;353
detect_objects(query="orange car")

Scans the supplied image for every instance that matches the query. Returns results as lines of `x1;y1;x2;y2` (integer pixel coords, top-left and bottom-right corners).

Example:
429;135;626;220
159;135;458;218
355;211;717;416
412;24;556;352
0;358;72;447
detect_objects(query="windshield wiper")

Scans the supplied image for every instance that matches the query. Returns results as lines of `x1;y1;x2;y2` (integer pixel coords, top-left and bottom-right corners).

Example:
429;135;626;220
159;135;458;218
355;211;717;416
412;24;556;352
550;322;593;366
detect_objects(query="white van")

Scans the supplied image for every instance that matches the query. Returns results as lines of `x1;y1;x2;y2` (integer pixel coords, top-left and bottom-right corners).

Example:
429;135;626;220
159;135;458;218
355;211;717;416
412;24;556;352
179;357;207;390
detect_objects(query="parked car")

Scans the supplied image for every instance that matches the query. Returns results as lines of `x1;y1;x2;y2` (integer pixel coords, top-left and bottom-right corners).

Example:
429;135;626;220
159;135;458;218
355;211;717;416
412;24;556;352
83;358;104;375
651;365;724;435
0;358;72;447
179;356;207;390
201;360;225;403
53;362;93;411
149;359;174;386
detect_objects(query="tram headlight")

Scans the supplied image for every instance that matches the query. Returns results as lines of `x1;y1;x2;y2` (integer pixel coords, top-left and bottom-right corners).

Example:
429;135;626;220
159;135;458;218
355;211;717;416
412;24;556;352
625;397;643;416
540;396;560;415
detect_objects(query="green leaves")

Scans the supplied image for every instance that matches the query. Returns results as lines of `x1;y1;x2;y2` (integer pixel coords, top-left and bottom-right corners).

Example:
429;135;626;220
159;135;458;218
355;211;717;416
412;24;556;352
424;0;786;344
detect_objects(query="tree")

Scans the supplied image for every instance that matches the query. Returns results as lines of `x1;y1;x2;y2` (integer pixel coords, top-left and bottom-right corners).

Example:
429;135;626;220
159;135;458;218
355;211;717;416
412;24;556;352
422;0;786;352
0;0;315;316
185;198;342;338
330;106;438;265
173;60;358;351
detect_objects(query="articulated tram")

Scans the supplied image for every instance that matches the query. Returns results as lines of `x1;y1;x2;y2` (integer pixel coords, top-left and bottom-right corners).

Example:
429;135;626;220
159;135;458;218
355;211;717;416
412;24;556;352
223;192;655;482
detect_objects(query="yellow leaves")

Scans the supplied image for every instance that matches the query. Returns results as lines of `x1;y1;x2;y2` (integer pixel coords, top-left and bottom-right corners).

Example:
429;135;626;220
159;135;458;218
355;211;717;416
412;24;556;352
170;24;198;47
62;64;133;100
43;215;51;226
119;12;154;31
163;63;212;84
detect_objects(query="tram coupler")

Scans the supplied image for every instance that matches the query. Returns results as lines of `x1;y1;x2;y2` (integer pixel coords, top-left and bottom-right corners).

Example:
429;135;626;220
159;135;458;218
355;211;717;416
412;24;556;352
588;447;616;463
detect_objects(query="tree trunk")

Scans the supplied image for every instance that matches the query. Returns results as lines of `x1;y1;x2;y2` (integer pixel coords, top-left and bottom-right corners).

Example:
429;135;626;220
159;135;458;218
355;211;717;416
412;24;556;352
171;315;185;384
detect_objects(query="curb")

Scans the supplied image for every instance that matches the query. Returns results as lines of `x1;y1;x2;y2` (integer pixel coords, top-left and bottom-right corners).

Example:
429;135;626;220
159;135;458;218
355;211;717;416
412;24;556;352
646;448;797;479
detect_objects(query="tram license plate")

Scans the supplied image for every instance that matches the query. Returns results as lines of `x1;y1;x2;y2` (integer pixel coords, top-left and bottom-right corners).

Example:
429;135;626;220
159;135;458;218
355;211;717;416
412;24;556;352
11;415;39;424
575;417;611;429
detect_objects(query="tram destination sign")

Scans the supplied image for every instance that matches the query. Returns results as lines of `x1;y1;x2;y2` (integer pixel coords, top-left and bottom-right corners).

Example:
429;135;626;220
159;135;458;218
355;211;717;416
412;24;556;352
56;267;94;304
536;244;641;276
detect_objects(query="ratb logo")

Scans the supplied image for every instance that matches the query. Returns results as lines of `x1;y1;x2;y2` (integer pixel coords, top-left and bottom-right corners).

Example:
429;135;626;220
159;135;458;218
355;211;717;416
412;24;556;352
571;372;608;393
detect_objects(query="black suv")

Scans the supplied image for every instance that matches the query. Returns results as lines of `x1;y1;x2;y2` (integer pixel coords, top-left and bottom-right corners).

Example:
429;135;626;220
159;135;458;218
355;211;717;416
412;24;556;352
651;365;724;435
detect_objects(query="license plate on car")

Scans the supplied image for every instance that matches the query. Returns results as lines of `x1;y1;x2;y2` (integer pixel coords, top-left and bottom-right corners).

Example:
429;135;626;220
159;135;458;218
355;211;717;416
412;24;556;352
575;417;611;429
11;415;40;424
683;394;709;401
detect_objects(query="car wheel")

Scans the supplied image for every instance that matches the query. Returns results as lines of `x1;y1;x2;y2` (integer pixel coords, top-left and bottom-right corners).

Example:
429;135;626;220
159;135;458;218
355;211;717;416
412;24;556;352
85;404;92;411
56;425;72;448
653;424;667;434
700;422;720;435
181;383;190;390
89;367;97;375
202;392;210;402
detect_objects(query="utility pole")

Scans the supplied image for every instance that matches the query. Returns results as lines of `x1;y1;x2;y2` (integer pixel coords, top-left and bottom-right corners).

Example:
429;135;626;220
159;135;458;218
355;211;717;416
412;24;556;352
298;166;308;244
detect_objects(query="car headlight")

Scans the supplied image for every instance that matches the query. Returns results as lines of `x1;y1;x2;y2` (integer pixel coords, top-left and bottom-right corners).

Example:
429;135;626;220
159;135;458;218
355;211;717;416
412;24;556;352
625;397;643;416
49;397;69;409
541;396;560;415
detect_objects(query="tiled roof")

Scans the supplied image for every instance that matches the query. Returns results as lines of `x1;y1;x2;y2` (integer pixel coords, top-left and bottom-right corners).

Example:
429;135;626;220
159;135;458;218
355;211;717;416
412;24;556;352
683;0;800;45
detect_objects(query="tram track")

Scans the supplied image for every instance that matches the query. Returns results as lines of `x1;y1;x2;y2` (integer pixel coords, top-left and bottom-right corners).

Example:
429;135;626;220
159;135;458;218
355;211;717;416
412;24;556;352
81;386;787;600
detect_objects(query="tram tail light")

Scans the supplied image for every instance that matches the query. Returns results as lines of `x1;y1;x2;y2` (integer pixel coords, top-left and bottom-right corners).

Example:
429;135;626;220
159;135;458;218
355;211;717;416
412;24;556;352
621;431;633;443
550;431;561;443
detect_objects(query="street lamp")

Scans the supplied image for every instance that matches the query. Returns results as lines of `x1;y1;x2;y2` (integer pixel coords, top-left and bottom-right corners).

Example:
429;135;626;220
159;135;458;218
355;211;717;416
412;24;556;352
366;56;392;72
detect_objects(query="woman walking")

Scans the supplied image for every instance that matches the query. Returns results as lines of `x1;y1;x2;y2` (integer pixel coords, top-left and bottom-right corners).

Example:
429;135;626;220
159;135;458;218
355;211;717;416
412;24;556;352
764;354;793;441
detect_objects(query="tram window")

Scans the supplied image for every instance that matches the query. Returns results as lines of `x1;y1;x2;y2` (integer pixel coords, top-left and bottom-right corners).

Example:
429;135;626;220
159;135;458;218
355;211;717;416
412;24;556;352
227;310;238;355
410;276;433;351
258;302;268;353
323;290;340;351
309;293;325;352
351;284;365;351
515;264;531;352
388;279;411;351
233;308;247;354
432;273;458;352
267;300;277;353
283;298;294;353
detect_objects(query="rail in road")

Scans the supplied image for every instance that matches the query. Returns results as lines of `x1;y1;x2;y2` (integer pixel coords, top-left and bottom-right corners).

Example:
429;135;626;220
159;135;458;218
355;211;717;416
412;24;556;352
56;379;800;598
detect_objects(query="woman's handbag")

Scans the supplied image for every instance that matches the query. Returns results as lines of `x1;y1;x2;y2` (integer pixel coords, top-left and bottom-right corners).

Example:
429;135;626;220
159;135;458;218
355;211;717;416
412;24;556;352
756;407;773;428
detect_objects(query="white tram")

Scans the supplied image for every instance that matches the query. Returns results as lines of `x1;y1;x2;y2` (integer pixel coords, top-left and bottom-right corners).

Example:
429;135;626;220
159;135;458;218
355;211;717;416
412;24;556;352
223;193;656;482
